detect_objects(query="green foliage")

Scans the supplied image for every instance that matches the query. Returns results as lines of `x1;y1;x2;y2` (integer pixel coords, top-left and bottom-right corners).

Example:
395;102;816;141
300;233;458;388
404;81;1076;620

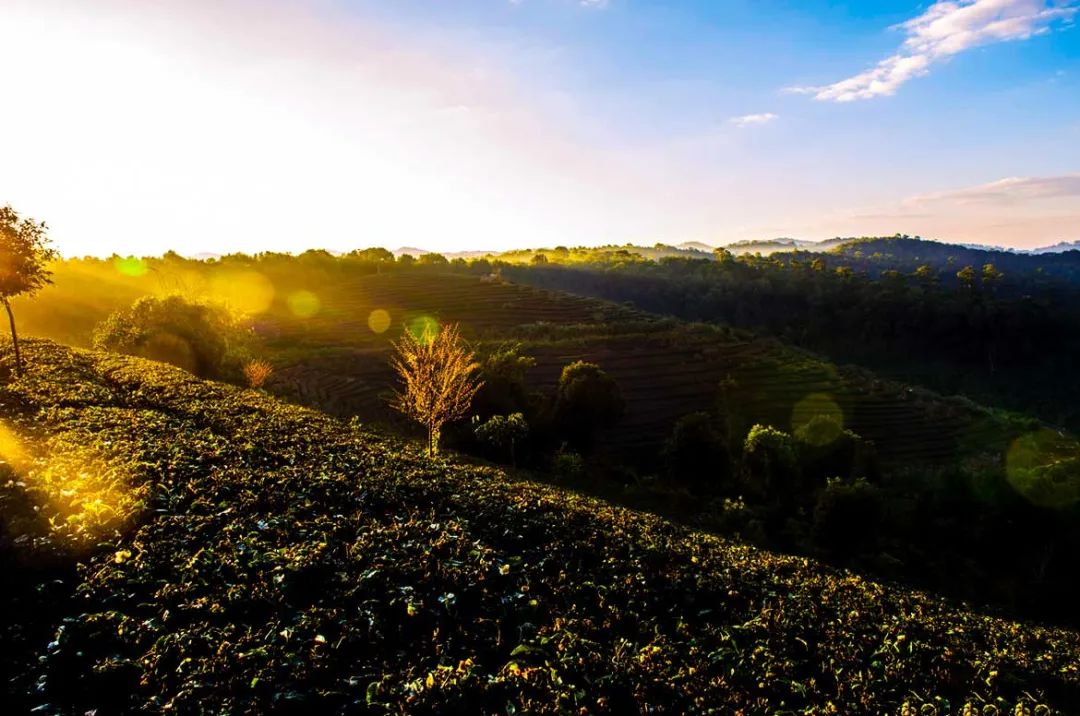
2;341;1078;714
350;247;395;263
91;295;247;379
795;415;878;484
0;205;58;373
812;477;884;557
663;412;731;492
0;206;56;300
417;252;449;265
474;343;537;419
554;361;625;450
550;446;585;482
741;424;800;504
474;412;528;467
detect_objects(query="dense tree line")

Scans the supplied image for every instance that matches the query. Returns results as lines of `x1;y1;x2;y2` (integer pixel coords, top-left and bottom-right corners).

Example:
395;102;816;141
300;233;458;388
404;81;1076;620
486;241;1080;432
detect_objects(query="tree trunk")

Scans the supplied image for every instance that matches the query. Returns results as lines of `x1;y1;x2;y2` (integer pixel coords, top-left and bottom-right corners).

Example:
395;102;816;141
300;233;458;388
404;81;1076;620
3;298;21;376
427;423;441;457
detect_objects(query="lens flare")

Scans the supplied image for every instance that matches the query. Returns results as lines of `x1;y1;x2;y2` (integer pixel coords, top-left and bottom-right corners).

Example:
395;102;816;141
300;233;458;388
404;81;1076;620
32;438;140;550
113;256;149;277
0;421;30;469
367;308;391;334
1005;429;1080;509
791;393;844;445
209;270;275;315
287;290;321;318
0;422;140;550
406;314;439;343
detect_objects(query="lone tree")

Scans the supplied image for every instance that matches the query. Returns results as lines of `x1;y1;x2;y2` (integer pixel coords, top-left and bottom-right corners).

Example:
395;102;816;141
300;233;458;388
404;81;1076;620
554;360;624;450
475;412;529;467
391;322;483;456
0;206;58;375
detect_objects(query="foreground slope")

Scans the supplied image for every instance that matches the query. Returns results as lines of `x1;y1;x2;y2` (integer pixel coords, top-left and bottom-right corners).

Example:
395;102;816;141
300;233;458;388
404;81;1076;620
2;342;1079;714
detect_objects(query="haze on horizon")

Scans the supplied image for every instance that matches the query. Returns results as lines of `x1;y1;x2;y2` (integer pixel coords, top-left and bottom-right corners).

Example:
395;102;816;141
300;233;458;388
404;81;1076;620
2;0;1079;258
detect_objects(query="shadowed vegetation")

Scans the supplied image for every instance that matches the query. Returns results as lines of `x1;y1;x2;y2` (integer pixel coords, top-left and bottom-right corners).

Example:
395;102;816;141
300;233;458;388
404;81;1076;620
1;341;1079;714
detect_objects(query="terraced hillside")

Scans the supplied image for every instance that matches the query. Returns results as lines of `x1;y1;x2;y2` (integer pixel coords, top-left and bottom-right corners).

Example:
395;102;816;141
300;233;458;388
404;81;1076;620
262;271;1013;468
264;271;634;349
2;341;1078;714
13;263;1022;467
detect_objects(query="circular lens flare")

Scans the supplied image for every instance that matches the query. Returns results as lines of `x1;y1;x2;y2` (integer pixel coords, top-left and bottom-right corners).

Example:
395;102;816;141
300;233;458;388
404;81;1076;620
791;393;844;445
1005;429;1080;509
367;309;391;334
287;290;321;318
406;315;439;343
114;256;148;277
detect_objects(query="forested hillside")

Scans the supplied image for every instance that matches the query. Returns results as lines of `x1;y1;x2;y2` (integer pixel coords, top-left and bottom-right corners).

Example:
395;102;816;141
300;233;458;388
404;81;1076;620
496;241;1080;432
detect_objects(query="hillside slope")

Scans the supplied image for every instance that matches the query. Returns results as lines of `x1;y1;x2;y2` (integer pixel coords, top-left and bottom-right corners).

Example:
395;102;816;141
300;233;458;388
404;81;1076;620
2;341;1078;714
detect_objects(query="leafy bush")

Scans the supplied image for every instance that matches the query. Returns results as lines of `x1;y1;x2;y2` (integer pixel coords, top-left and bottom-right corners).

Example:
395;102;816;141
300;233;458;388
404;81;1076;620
550;446;585;482
554;361;624;450
474;343;537;419
795;415;878;484
474;412;529;467
812;477;884;557
741;424;800;504
91;295;247;379
663;412;732;492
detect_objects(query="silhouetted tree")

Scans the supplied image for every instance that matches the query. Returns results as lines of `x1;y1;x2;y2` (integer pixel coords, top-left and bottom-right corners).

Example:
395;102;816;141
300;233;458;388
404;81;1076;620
417;252;449;266
741;425;800;505
474;412;528;467
664;412;731;492
0;206;57;374
474;343;536;419
554;360;624;450
352;247;395;263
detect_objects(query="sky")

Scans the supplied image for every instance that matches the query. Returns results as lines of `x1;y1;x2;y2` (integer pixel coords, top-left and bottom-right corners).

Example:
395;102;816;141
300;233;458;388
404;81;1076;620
1;0;1079;256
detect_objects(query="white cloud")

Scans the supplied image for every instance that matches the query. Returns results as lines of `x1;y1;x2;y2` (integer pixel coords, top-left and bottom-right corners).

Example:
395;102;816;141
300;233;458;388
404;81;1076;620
790;0;1079;102
729;112;779;127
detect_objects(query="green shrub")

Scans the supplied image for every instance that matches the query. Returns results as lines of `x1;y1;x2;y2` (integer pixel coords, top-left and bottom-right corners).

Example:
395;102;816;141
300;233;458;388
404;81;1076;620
474;343;537;419
554;361;624;450
741;424;800;504
474;413;529;467
92;295;246;379
795;415;879;484
812;477;884;557
664;412;732;492
550;446;585;482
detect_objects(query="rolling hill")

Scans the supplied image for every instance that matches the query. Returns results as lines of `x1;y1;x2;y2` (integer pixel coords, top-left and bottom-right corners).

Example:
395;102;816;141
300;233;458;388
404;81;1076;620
259;270;1018;469
12;260;1028;470
2;340;1078;714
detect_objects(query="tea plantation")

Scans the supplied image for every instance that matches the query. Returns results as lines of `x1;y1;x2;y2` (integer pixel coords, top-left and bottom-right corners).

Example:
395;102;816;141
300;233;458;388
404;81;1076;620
2;341;1078;714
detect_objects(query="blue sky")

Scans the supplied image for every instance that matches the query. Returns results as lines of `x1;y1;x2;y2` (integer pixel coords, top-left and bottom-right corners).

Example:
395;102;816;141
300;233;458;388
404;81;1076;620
1;0;1078;255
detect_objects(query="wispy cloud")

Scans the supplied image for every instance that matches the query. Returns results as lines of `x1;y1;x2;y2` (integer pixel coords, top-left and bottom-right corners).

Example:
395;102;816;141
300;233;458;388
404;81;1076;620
796;174;1080;248
905;174;1080;205
729;112;778;127
789;0;1079;102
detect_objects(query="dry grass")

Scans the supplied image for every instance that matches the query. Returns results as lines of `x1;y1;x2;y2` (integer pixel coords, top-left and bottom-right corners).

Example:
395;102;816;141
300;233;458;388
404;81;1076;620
242;358;274;388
